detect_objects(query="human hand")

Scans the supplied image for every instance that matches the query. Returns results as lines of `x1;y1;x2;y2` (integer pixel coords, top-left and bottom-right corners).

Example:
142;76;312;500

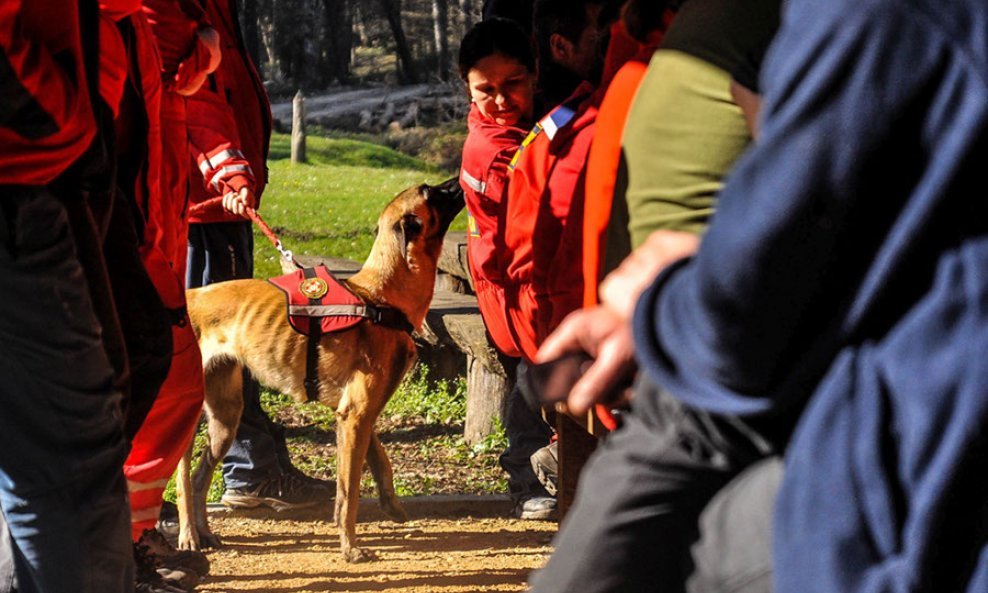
222;186;257;218
536;306;636;416
599;229;699;321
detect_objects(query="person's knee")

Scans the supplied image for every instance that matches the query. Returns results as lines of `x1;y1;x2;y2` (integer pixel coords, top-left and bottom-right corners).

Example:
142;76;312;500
687;458;783;593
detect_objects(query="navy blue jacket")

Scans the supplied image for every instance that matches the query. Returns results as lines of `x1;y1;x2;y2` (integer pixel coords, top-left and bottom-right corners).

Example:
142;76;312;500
634;0;988;590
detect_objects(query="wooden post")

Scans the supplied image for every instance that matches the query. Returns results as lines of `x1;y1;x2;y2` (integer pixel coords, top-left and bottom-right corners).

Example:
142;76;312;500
291;90;306;164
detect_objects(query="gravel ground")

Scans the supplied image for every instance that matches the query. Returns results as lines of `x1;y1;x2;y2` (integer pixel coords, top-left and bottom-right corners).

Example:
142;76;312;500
195;513;555;593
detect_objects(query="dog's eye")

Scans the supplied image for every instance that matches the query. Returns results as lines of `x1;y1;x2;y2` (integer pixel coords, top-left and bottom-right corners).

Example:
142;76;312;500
402;214;423;236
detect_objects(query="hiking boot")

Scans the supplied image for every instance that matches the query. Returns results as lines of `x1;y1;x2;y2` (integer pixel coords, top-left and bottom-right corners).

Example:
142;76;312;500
530;441;558;497
136;528;211;576
288;467;337;494
156;567;200;591
221;472;331;512
513;496;558;521
134;540;190;593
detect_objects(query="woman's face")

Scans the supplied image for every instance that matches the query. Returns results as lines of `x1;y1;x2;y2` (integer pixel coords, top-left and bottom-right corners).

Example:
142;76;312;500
466;53;535;127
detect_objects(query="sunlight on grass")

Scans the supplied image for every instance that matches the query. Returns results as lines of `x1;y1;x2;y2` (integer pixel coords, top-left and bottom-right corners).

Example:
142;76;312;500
385;365;467;425
253;133;464;279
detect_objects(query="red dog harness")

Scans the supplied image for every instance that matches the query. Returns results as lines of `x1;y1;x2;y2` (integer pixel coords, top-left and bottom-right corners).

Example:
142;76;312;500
269;266;414;401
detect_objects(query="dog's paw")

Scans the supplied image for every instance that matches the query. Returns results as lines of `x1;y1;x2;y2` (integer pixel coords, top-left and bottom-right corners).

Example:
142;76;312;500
344;546;377;563
382;500;409;524
197;531;223;549
176;534;200;552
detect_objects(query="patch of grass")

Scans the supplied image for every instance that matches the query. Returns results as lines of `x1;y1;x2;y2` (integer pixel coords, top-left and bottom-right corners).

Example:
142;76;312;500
253;132;465;279
268;132;434;171
384;364;467;425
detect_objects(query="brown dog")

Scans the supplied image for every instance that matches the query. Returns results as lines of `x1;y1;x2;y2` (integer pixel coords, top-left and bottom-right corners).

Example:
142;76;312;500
175;179;464;562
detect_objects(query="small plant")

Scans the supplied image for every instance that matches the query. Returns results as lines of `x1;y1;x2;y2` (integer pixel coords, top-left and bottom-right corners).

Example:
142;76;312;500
385;364;467;425
470;417;508;457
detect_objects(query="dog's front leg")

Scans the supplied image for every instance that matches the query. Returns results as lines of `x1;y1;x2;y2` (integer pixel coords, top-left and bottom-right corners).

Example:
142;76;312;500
176;438;200;551
334;390;379;563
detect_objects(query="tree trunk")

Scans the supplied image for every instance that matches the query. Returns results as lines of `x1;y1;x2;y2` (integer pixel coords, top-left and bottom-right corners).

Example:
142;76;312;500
432;0;450;81
459;0;474;36
321;0;352;84
240;0;262;73
378;0;419;84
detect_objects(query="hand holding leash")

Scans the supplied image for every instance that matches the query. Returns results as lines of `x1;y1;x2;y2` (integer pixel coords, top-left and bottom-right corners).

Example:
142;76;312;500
222;186;257;219
189;196;300;270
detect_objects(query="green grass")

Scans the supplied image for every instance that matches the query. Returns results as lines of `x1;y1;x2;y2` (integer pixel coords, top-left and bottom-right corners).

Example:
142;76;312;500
384;365;467;425
268;133;434;170
253;132;463;278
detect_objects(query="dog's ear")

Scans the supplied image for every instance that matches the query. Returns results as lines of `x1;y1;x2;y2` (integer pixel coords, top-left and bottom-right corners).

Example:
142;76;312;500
425;178;465;231
397;213;423;261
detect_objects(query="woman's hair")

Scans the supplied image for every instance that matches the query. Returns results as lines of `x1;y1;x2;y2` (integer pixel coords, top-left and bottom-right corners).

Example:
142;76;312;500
458;18;536;81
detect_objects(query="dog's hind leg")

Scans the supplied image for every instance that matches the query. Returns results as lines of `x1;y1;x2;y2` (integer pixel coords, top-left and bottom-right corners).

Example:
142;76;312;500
190;359;245;549
365;432;408;523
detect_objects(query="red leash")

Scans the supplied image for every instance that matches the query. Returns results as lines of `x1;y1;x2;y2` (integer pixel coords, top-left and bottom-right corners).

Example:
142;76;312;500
188;197;302;269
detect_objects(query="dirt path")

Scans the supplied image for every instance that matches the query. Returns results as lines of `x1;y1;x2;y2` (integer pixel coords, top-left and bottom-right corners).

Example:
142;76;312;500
197;514;555;593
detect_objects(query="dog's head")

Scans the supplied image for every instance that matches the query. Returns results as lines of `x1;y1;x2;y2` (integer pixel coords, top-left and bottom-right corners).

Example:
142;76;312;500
377;177;465;268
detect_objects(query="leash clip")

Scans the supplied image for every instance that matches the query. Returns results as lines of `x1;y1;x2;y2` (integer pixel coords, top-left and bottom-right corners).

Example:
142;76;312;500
275;241;294;264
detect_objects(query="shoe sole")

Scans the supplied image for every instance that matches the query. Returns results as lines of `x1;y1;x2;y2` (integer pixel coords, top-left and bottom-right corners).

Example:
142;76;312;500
519;508;557;521
221;494;323;512
531;462;558;497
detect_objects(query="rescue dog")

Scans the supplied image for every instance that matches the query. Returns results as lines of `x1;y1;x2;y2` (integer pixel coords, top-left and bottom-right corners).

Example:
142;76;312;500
175;179;464;562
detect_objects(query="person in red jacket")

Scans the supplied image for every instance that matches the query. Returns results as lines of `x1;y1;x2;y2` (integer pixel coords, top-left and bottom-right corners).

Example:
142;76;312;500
122;4;222;591
184;0;332;511
0;1;136;590
96;3;219;590
458;18;556;520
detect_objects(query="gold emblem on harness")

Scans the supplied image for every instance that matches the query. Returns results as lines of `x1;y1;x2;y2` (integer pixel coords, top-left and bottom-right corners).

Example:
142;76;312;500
299;277;329;300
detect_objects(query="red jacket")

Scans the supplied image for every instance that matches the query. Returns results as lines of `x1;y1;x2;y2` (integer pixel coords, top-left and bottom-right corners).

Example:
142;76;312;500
0;0;96;185
503;86;597;361
459;104;528;357
141;0;217;270
502;23;666;362
187;0;272;225
143;0;220;96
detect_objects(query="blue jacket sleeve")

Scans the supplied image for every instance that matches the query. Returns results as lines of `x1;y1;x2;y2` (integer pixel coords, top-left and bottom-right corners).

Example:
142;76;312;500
633;1;971;416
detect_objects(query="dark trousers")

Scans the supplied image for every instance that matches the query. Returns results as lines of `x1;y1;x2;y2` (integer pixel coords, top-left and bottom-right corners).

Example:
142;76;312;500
686;457;781;593
63;188;173;442
499;361;554;502
529;375;779;593
187;221;296;488
0;188;134;593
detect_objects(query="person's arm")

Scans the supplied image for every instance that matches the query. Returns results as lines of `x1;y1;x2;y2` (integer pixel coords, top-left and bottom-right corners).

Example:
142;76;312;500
635;2;962;415
186;66;256;215
537;229;699;415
